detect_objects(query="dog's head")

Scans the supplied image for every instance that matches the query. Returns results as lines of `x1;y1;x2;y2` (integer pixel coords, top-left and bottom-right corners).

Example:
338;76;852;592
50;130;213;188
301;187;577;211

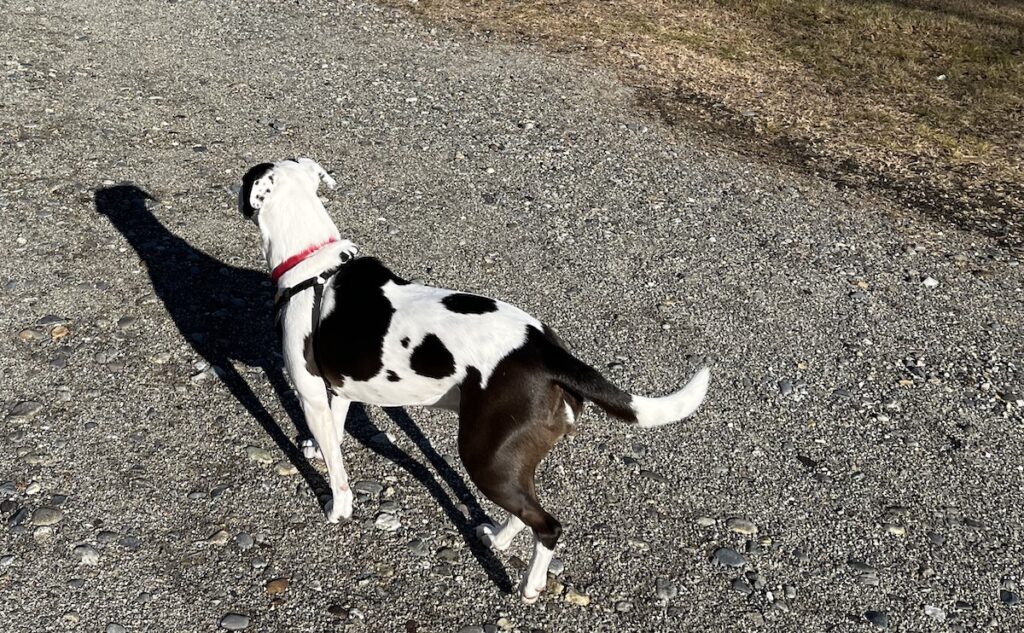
237;162;276;222
237;158;337;224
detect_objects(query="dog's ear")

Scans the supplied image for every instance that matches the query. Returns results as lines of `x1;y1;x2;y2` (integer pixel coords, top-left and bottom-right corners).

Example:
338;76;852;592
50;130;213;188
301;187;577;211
238;162;275;219
293;157;338;190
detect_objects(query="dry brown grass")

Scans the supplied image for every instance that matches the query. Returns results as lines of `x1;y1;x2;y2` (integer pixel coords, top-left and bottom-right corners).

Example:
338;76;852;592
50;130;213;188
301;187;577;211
381;0;1024;246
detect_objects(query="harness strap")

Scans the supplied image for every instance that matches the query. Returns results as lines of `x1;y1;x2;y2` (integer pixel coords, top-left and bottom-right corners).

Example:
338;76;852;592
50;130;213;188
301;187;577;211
274;265;344;403
309;278;334;401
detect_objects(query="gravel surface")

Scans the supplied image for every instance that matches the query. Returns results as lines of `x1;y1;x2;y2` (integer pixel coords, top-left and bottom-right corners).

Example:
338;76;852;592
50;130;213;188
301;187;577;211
2;1;1023;631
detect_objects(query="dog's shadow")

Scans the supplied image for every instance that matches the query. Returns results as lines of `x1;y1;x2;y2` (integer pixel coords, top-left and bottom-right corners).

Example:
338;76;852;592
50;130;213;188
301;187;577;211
95;184;512;593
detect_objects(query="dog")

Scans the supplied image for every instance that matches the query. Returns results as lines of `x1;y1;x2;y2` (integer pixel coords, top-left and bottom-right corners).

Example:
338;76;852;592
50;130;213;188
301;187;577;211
237;157;710;603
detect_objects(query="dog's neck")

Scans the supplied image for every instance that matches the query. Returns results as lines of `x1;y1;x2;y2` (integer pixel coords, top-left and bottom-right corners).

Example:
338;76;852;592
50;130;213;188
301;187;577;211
257;185;343;275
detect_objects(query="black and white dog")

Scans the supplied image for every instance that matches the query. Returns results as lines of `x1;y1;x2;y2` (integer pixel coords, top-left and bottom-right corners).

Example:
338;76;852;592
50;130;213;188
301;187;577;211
238;157;710;602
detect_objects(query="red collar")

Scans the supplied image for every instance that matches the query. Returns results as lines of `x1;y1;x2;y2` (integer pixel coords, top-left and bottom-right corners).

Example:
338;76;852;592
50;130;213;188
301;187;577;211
271;237;339;283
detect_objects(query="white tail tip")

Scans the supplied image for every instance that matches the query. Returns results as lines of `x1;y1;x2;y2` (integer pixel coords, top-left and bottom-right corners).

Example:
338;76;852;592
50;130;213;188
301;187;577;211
633;367;711;429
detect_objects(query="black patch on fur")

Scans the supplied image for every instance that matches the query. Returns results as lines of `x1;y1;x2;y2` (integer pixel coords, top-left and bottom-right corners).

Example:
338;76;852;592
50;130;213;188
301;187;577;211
442;293;498;314
238;162;274;219
302;333;344;388
409;334;456;379
401;337;410;348
313;257;410;383
386;370;400;382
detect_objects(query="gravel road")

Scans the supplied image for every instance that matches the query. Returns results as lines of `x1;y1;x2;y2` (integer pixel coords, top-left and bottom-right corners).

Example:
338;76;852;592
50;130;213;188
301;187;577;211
2;1;1023;631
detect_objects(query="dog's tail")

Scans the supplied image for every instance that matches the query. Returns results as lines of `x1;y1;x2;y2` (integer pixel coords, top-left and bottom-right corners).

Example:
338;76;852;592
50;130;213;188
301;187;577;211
541;331;710;428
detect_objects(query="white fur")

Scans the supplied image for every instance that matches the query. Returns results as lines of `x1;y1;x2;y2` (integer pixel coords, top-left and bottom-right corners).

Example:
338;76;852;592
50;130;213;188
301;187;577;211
521;538;554;604
631;367;710;428
475;514;526;551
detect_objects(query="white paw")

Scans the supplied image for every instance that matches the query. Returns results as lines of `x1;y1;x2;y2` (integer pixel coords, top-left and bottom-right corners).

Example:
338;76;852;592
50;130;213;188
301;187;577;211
325;489;353;523
321;173;338;190
519;580;545;604
475;523;499;549
300;438;322;460
337;239;358;261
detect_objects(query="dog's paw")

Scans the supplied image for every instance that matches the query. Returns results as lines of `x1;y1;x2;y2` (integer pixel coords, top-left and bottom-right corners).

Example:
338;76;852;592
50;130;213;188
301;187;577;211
475;523;500;549
337;239;358;262
325;490;353;523
321;173;338;190
300;438;323;460
519;578;546;605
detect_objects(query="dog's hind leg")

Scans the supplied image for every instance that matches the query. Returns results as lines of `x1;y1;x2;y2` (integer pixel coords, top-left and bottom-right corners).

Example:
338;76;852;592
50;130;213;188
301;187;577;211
475;514;526;551
458;372;570;602
301;397;353;522
467;462;562;603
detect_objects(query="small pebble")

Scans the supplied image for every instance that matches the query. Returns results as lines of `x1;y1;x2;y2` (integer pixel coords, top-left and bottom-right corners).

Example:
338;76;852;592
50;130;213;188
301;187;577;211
564;588;590;606
118;535;142;550
7;401;43;420
407;538;429;557
245;446;274;464
884;524;906;537
353;480;384;496
8;505;29;524
235;532;254;550
73;544;100;565
106;624;126;633
865;610;889;629
730;578;753;595
328;605;350;620
924;605;946;622
712;547;745;568
33;526;54;543
548;557;564;576
655;577;677;600
375;513;401;532
273;461;297;476
727;517;758;535
31;507;64;526
437;547;460;564
265;577;289;596
220;613;250;630
204;529;230;546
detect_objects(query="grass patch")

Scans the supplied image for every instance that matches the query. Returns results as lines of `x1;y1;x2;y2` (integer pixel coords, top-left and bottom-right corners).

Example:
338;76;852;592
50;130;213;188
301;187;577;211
380;0;1024;246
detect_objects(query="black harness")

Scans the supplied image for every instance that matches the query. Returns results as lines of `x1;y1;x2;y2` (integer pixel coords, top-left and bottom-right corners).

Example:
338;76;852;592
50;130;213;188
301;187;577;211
274;264;345;402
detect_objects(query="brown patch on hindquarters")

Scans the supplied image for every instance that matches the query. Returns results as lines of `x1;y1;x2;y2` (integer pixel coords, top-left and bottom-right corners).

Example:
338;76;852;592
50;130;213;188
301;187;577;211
455;330;576;552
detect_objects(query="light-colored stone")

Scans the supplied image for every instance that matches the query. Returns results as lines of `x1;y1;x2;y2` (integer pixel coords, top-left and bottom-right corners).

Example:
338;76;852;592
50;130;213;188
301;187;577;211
245;446;274;464
31;507;64;526
73;544;100;565
273;460;298;476
564;588;590;606
265;577;289;596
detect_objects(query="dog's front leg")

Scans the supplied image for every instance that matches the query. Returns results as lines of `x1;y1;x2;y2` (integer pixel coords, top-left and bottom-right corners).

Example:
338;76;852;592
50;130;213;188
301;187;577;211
301;397;353;522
